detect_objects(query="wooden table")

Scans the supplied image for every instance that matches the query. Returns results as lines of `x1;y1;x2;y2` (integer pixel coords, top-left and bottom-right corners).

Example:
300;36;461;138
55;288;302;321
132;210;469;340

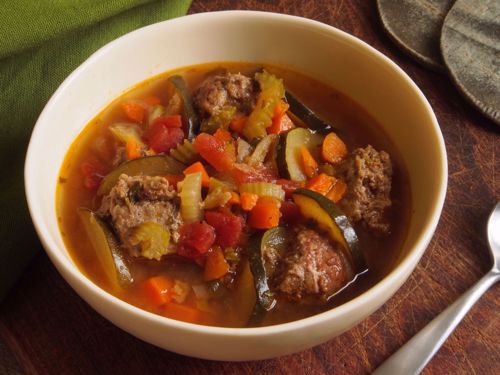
1;1;498;374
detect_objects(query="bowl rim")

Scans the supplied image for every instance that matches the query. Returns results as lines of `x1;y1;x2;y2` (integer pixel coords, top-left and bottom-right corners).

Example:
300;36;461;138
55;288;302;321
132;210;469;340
25;10;448;336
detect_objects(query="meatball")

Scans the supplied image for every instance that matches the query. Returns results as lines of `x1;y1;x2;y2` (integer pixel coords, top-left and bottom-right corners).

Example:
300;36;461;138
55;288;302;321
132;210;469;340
273;226;351;302
98;174;182;255
338;145;393;236
193;72;257;117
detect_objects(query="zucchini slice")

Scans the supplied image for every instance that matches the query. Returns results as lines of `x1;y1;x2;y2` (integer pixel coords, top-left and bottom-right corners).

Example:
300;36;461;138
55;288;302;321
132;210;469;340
78;208;133;289
277;127;323;181
168;75;199;140
285;91;333;132
292;188;366;273
97;155;185;196
247;226;289;326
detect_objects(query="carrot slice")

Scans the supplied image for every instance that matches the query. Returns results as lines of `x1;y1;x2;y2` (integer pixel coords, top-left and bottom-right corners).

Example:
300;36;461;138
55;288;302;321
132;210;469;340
267;100;294;134
121;102;145;123
299;146;319;178
326;179;347;203
183;161;210;188
248;196;281;229
229;116;247;133
240;192;259;211
305;173;337;196
140;275;174;306
321;132;348;164
143;95;162;106
162;303;202;324
213;128;233;143
204;247;230;281
126;138;141;160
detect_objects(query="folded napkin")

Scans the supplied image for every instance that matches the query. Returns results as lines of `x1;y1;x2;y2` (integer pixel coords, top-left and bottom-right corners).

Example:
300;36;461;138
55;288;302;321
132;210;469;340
0;0;192;301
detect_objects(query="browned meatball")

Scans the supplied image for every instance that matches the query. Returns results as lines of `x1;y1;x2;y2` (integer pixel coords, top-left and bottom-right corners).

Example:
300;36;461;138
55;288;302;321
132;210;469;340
338;145;393;236
193;72;257;117
273;226;351;303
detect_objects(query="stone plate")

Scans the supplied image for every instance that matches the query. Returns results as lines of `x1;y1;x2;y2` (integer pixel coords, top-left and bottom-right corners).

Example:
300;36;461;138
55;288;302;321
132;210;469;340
377;0;455;71
441;0;500;125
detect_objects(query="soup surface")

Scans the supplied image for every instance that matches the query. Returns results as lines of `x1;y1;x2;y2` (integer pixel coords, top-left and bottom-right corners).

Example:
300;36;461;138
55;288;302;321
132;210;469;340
57;62;410;327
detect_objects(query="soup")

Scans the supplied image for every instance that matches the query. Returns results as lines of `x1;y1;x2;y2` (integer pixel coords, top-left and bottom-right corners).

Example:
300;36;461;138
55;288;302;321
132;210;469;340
57;63;410;327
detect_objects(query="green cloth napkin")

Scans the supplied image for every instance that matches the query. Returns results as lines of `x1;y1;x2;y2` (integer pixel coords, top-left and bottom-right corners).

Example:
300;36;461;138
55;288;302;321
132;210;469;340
0;0;192;301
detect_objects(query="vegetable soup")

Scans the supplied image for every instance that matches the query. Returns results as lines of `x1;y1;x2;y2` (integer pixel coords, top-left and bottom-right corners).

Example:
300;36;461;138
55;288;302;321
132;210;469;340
57;63;410;327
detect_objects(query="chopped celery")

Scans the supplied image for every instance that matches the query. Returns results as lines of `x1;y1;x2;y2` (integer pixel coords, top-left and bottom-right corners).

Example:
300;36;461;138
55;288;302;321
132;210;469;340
247;134;278;167
200;106;236;134
239;182;285;201
236;137;253;163
109;122;146;149
179;172;203;223
129;221;172;260
203;186;232;209
170;139;199;165
147;105;165;125
243;70;284;140
165;92;182;116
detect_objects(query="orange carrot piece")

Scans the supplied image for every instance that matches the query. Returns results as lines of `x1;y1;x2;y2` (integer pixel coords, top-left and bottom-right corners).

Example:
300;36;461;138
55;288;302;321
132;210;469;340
163;174;185;186
121;102;145;123
240;192;259;211
326;179;347;203
248;196;281;229
213;128;233;143
126;138;141;160
299;146;319;178
141;275;174;306
143;95;162;106
229;116;247;133
204;247;230;281
306;173;337;196
183;161;210;187
162;302;202;324
268;100;294;134
321;132;348;164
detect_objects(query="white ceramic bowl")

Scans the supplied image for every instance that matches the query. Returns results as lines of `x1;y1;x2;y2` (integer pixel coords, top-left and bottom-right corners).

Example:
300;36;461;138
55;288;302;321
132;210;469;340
25;11;447;361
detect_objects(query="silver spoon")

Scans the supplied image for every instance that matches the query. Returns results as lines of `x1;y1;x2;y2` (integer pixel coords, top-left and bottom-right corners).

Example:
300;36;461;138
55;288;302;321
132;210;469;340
372;202;500;375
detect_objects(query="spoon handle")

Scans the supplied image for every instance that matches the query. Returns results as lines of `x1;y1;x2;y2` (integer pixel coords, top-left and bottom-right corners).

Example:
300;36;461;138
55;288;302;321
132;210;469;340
372;271;499;375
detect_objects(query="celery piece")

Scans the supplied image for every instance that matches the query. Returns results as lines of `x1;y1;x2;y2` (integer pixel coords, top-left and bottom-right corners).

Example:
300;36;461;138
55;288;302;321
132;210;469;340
243;71;284;140
200;106;237;134
129;221;172;261
179;172;203;223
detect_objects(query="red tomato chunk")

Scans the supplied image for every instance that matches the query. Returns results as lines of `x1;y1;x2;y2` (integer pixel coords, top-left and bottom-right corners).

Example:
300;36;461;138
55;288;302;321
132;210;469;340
177;222;216;259
193;133;235;172
204;211;244;248
144;120;184;153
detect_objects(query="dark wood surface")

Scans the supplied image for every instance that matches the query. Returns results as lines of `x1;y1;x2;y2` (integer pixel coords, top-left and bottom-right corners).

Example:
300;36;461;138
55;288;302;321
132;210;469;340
1;1;499;374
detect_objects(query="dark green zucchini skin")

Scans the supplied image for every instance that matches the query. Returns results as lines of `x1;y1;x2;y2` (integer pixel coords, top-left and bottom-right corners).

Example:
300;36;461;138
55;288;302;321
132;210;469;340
77;208;133;288
293;188;367;274
168;75;199;140
285;90;334;133
246;227;289;326
97;155;185;196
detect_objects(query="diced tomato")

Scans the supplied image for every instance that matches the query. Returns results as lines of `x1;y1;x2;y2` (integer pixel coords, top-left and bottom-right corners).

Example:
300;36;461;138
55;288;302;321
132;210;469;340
276;179;305;198
80;159;105;190
231;164;277;185
204;211;244;248
280;200;301;223
151;115;182;128
193;133;235;172
144;121;184;153
177;222;216;259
